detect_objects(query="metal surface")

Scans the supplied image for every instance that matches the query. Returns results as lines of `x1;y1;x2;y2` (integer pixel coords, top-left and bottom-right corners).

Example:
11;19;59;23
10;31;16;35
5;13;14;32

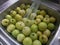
0;0;60;45
0;0;19;13
0;35;10;45
0;0;8;5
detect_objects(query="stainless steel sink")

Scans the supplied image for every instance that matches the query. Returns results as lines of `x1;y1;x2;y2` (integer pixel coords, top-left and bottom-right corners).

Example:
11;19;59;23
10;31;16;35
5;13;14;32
0;0;60;45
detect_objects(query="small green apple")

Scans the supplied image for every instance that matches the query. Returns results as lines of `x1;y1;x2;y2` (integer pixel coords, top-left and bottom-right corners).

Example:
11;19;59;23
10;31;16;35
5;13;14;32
12;29;20;38
40;10;46;16
22;27;31;36
30;33;38;40
43;18;50;24
36;15;44;20
7;24;15;33
50;17;56;23
38;22;47;32
10;10;17;17
2;19;9;26
48;23;55;30
23;37;32;45
10;18;16;24
33;40;42;45
31;24;38;32
15;14;22;21
17;34;25;42
16;21;25;30
5;15;12;20
39;35;48;44
43;29;51;37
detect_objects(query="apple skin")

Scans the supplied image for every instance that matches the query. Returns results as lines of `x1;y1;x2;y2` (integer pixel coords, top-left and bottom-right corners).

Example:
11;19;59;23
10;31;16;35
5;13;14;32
12;29;20;38
43;18;50;24
10;18;16;24
18;10;25;17
33;40;42;45
2;19;9;26
5;15;12;20
31;24;38;32
17;34;25;42
16;21;25;30
20;4;26;9
30;13;36;20
43;29;51;37
39;35;48;44
15;7;21;12
23;37;32;45
50;17;56;23
35;18;41;24
10;10;17;17
36;15;44;20
30;33;38;40
48;23;55;30
7;24;15;33
38;22;47;32
15;14;22;21
36;10;40;15
22;27;31;36
26;5;30;9
40;10;46;16
37;31;42;36
45;15;49;18
23;18;34;26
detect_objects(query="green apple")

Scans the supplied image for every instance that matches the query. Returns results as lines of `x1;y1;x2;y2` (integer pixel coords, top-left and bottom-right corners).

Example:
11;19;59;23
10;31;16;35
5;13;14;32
38;22;47;32
30;33;38;40
40;10;46;16
35;18;41;24
7;24;15;33
23;18;32;26
26;8;32;16
36;10;40;15
15;14;22;21
23;37;32;45
5;15;12;20
20;4;26;9
26;5;30;9
33;40;42;45
39;35;48;44
12;29;20;38
17;34;25;42
37;31;42;36
22;27;31;36
43;29;51;37
16;21;25;30
18;10;25;16
36;15;44;20
15;7;21;12
45;15;49;18
48;23;55;30
31;24;38;32
43;18;50;24
50;17;56;23
10;10;17;17
31;20;35;25
30;13;36;20
2;19;9;26
10;18;16;24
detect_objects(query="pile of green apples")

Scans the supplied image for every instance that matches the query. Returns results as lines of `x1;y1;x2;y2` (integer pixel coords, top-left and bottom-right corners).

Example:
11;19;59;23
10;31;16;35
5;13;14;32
1;4;56;45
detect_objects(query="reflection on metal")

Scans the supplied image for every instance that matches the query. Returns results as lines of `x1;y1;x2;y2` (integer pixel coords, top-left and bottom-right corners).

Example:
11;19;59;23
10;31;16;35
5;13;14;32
0;0;19;13
0;28;20;45
50;25;60;45
0;42;3;45
0;35;10;45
